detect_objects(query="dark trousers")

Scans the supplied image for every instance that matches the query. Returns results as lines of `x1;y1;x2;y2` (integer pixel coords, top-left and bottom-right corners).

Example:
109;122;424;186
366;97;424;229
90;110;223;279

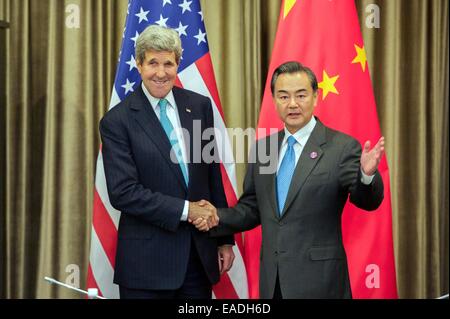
273;273;283;299
119;242;212;299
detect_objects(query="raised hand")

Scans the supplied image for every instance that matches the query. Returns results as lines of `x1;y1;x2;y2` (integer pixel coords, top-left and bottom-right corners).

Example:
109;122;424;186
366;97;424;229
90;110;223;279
188;200;218;230
360;137;385;176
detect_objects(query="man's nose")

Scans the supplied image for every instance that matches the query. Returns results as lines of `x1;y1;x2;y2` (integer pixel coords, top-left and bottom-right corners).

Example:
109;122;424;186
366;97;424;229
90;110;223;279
156;65;166;77
288;97;298;107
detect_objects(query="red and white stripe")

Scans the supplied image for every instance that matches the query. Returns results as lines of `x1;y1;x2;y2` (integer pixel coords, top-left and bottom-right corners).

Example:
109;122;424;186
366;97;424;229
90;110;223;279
87;53;248;299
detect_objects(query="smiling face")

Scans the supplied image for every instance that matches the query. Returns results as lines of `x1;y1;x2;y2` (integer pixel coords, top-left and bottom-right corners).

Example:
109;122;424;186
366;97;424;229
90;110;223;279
273;71;318;134
137;50;179;98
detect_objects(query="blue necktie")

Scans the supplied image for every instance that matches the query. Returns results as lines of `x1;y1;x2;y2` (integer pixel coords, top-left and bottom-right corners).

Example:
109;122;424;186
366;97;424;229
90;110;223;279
158;99;189;186
276;136;297;215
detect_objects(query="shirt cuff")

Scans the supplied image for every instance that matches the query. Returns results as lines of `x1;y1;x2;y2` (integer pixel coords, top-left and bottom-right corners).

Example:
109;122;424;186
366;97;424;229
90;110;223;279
181;200;189;221
360;168;375;185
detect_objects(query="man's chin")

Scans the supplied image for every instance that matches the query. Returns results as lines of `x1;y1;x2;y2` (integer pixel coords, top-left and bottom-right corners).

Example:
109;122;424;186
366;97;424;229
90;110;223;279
285;121;305;133
287;120;304;128
149;88;171;98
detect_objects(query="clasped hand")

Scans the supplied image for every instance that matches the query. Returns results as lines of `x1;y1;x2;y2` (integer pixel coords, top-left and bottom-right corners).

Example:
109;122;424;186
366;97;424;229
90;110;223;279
188;200;218;232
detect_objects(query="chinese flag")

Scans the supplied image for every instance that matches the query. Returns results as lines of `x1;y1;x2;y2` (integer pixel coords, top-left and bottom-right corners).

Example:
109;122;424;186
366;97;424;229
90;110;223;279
244;0;398;298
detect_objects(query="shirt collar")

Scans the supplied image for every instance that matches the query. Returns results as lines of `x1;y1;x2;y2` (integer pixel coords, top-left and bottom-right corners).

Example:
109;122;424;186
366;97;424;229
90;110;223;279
141;82;177;112
282;116;317;147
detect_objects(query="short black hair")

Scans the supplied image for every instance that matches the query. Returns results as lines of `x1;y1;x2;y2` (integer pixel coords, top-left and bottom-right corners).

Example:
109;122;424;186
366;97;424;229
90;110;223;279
270;61;318;95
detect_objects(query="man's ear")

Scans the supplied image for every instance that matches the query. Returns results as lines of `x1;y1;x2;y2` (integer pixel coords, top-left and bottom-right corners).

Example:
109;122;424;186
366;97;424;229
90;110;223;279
136;60;142;75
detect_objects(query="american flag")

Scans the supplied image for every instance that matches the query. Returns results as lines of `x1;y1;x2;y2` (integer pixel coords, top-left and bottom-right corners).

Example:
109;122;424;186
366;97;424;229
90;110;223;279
87;0;248;299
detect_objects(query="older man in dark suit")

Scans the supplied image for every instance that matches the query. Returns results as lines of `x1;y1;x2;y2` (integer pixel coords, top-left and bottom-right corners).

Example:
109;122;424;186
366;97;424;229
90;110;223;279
193;61;385;299
100;25;234;299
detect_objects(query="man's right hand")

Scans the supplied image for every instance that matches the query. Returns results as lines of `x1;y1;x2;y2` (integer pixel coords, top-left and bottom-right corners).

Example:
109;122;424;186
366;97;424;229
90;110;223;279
192;217;212;232
188;200;219;230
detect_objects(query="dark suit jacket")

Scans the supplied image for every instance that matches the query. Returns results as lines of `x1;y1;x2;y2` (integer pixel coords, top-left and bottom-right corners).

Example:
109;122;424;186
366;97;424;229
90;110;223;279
212;118;384;298
100;84;232;290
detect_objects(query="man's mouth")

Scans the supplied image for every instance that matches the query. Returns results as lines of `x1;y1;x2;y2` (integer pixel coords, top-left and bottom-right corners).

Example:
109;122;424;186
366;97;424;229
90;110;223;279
153;79;168;86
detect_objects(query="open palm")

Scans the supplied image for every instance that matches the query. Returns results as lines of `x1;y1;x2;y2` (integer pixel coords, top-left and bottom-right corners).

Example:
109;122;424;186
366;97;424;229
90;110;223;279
360;137;385;176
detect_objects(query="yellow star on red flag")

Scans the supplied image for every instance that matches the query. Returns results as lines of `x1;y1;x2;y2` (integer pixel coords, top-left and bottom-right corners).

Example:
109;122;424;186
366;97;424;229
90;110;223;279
318;70;339;100
352;44;367;72
283;0;297;19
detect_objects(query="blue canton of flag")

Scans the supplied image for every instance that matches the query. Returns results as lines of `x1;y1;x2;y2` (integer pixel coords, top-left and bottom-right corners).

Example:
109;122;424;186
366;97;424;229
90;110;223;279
113;0;209;104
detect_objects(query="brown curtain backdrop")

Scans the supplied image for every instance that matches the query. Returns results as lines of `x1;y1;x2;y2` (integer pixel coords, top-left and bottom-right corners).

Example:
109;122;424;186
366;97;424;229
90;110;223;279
0;0;448;298
0;0;127;298
355;0;449;298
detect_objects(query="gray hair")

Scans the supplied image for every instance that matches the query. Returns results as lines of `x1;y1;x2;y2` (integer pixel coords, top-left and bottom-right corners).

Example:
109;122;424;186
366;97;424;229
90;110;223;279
270;61;318;95
136;25;182;65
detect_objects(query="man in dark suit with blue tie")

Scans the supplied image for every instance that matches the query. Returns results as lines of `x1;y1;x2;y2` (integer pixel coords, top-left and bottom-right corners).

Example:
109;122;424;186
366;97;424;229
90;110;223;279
99;25;235;299
193;61;385;299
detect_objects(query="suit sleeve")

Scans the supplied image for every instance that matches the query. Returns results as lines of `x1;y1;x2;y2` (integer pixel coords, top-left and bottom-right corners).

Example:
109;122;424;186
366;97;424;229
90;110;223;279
211;146;261;238
99;113;185;232
338;138;384;211
204;99;235;246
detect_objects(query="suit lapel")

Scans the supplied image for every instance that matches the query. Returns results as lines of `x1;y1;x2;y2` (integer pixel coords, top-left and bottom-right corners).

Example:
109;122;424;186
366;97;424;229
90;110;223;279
130;84;187;191
280;119;327;217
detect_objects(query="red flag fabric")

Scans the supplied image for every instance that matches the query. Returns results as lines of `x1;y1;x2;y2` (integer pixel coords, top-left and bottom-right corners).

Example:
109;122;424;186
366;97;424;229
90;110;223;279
245;0;398;298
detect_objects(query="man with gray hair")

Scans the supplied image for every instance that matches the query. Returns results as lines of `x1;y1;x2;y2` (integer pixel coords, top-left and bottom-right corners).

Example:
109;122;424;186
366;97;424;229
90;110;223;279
99;24;235;299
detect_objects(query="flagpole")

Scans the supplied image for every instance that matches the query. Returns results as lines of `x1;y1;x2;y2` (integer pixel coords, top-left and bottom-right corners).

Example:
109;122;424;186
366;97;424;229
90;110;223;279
44;277;106;299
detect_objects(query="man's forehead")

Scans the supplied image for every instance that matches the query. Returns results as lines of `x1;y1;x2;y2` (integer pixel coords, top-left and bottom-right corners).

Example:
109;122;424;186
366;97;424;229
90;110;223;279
277;72;307;81
145;50;176;60
275;74;312;92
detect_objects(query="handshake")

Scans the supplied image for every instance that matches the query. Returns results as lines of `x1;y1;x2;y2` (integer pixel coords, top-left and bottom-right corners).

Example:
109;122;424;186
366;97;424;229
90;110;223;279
188;200;219;232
